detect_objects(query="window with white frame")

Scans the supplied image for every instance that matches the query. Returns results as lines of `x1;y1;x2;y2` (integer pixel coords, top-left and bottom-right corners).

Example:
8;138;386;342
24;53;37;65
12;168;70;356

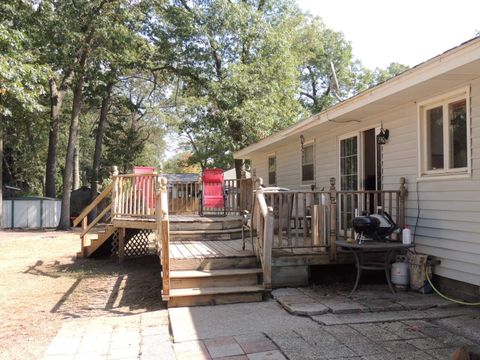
302;143;315;182
268;155;276;185
419;88;470;177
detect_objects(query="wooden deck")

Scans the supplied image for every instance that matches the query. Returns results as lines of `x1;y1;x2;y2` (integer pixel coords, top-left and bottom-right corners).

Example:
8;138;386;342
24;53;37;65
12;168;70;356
169;239;254;260
113;214;243;230
167;238;334;260
169;214;242;223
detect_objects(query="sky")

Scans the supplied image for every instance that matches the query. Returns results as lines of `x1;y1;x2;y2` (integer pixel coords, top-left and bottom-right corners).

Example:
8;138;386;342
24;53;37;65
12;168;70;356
297;0;480;69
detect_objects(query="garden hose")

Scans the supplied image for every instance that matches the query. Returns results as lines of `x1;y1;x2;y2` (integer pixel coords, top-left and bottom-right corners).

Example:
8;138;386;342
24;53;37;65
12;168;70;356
425;267;480;306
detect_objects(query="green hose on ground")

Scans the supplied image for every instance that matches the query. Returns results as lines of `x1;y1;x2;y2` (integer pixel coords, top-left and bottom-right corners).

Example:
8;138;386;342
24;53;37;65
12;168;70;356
425;268;480;306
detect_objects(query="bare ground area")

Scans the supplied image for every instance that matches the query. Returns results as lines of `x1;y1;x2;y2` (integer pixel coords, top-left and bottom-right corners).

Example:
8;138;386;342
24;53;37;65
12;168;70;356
0;230;164;360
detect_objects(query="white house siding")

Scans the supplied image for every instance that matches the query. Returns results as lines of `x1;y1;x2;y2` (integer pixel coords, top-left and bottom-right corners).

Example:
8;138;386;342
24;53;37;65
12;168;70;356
249;77;480;286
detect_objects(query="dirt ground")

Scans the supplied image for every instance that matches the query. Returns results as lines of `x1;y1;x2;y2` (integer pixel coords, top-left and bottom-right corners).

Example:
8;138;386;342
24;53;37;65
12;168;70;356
0;230;164;360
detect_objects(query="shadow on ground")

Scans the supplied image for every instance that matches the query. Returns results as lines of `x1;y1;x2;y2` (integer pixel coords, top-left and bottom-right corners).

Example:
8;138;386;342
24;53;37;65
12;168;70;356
25;254;166;318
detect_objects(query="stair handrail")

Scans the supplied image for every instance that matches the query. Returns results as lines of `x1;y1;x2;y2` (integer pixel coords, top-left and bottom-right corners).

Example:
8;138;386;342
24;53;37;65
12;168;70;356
255;185;273;290
72;182;113;227
156;176;170;300
73;182;114;257
80;203;112;237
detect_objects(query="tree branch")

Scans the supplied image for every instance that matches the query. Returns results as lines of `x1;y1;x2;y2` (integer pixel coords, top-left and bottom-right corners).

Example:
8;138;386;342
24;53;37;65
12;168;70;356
299;91;315;100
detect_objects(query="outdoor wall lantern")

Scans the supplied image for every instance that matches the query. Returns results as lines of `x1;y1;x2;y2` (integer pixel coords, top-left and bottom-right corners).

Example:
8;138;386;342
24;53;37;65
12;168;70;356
300;134;305;152
376;123;389;145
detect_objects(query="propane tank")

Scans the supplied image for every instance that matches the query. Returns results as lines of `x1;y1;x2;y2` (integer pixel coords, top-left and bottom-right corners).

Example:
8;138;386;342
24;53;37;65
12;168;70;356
402;225;412;245
391;256;410;290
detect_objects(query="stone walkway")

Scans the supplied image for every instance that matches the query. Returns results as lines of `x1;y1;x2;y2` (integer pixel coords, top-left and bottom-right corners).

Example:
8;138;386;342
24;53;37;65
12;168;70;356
43;286;480;360
42;310;175;360
272;285;455;314
173;333;287;360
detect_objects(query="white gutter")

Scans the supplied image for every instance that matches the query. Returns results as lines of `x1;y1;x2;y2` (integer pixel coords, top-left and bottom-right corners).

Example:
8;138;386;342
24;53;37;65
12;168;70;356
235;36;480;159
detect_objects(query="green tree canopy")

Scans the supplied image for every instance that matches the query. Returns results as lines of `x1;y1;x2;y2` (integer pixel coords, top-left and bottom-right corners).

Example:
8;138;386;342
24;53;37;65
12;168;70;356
150;0;305;170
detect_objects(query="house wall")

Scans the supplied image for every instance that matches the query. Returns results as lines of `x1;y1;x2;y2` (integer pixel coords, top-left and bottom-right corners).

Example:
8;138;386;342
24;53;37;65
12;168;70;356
250;77;480;287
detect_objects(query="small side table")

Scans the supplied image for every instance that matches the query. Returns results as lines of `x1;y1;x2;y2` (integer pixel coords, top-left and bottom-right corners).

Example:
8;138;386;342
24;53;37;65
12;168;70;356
335;240;415;296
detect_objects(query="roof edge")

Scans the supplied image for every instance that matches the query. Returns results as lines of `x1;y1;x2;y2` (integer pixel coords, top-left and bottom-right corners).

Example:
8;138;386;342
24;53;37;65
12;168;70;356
235;36;480;159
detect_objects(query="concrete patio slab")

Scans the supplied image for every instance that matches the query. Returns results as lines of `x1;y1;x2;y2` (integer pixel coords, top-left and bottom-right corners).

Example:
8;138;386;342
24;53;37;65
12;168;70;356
276;294;330;316
203;336;244;358
43;284;480;360
168;300;316;343
42;310;175;360
234;333;278;354
173;340;211;359
435;314;480;343
246;350;288;360
311;306;478;325
274;286;462;317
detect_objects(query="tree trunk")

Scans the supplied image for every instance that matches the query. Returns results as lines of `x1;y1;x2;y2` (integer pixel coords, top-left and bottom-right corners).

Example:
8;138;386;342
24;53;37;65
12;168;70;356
45;78;66;198
73;142;80;190
57;77;84;230
90;82;113;199
234;159;244;180
0;114;3;229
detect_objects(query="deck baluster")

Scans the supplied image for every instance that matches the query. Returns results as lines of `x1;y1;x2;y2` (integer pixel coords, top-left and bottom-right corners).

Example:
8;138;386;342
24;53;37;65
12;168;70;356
111;166;119;218
399;177;407;230
329;177;337;261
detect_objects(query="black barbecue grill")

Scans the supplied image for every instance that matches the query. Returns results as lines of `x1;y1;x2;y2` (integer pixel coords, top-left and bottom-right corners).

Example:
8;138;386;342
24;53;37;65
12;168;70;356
352;211;400;243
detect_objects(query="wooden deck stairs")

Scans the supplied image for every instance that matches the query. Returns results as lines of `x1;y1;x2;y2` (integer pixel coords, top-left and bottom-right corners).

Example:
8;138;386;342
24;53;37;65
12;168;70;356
163;216;266;307
76;223;116;258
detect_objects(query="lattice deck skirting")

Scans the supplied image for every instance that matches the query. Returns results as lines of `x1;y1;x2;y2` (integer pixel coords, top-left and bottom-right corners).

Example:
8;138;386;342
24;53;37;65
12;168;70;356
111;230;119;256
111;229;154;258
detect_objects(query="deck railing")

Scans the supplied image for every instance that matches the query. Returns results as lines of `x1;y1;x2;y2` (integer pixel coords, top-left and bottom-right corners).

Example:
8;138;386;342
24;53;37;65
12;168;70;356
112;174;247;216
254;177;407;272
156;177;170;301
336;189;405;241
168;181;200;214
112;173;158;218
255;187;273;289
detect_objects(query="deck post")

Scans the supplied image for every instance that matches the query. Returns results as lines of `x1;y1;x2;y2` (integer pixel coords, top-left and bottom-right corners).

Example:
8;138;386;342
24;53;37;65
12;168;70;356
254;177;263;246
263;206;273;290
256;183;272;290
312;205;319;247
81;216;88;257
157;177;170;300
399;177;408;229
118;227;125;263
328;177;337;261
111;166;119;220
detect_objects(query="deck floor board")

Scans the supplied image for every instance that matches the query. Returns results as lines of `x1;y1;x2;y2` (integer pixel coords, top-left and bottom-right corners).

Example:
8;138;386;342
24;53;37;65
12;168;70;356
169;242;184;258
169;239;254;260
189;241;220;258
166;238;330;260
